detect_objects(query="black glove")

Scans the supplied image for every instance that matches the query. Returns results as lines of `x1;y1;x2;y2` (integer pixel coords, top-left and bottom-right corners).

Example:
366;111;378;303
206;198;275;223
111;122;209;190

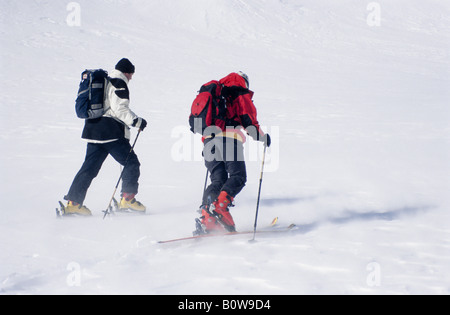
262;133;271;148
132;117;147;131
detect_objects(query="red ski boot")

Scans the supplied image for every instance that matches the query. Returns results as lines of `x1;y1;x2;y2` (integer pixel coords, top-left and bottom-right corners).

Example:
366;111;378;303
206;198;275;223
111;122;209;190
211;191;236;232
198;205;225;234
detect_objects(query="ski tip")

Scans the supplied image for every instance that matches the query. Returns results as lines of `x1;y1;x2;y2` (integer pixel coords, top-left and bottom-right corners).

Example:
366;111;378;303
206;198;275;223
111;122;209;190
270;217;279;226
56;201;65;218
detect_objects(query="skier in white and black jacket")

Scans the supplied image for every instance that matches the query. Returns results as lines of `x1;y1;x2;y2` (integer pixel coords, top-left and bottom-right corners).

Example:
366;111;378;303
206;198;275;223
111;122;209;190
64;58;147;216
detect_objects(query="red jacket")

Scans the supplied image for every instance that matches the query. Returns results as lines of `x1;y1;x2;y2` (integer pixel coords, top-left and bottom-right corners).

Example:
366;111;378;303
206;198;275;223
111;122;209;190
219;73;265;140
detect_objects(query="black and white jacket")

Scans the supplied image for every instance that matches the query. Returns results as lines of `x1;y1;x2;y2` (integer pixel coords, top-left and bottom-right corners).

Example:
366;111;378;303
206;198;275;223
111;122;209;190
81;69;139;143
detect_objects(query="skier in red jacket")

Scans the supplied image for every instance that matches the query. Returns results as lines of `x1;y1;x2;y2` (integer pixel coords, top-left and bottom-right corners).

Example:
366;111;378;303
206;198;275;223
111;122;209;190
198;71;271;233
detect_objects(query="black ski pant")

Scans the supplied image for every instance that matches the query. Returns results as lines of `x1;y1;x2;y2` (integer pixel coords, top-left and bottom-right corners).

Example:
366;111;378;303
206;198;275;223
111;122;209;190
65;138;140;205
202;136;247;205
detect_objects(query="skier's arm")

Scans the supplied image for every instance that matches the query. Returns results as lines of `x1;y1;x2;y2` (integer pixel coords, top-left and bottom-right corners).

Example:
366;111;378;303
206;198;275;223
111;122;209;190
108;78;138;127
238;93;265;139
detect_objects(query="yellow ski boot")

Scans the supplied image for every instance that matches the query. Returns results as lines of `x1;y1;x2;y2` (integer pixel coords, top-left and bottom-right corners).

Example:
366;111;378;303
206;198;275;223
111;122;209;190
119;193;146;213
65;201;92;216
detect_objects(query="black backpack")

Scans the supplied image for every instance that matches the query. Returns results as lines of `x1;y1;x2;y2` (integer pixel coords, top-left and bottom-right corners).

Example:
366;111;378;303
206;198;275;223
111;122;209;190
189;80;225;135
75;69;108;119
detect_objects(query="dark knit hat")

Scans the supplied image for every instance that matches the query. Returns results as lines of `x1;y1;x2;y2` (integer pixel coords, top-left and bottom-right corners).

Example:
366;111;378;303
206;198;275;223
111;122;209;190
115;58;135;74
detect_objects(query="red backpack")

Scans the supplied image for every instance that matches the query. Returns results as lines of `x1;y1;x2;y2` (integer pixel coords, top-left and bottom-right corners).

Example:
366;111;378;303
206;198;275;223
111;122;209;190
189;80;225;135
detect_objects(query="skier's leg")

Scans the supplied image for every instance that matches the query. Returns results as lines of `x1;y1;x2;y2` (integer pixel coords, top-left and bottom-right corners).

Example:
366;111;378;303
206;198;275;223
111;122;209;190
106;138;145;212
198;137;227;232
203;161;227;206
222;138;247;198
210;138;246;231
202;137;226;206
65;143;108;205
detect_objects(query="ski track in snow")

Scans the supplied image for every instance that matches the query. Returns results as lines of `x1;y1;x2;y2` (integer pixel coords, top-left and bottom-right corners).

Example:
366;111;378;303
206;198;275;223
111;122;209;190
1;0;449;295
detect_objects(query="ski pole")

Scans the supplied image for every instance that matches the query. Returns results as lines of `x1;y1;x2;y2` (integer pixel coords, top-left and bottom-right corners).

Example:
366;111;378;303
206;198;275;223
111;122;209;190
203;169;209;196
202;169;211;208
250;143;268;242
103;129;142;219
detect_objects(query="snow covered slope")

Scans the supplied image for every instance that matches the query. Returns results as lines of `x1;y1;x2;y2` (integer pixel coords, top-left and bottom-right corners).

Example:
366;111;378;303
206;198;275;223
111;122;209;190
0;0;449;294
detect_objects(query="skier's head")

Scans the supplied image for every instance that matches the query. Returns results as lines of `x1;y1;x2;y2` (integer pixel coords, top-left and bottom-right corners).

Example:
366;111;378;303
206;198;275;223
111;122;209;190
237;71;249;89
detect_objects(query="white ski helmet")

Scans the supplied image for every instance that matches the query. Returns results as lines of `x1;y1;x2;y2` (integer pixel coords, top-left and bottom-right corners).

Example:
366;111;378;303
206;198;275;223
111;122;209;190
237;71;249;89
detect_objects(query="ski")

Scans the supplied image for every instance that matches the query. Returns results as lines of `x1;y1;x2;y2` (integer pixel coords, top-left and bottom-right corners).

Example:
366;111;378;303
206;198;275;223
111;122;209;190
56;198;145;218
158;219;296;244
56;200;97;218
102;198;146;216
